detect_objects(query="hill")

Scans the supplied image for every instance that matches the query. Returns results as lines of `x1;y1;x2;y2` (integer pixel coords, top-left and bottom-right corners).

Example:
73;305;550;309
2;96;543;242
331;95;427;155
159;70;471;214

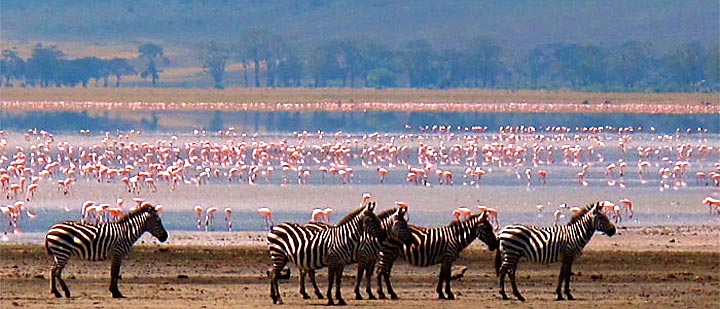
2;0;718;62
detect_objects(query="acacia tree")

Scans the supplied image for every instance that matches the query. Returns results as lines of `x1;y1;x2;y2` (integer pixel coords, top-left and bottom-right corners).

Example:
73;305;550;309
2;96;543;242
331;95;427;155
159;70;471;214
104;58;136;87
1;49;24;87
25;43;65;87
197;41;230;89
138;43;167;87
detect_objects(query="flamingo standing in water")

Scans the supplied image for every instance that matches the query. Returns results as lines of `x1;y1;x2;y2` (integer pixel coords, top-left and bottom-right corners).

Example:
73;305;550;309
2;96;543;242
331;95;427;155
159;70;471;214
257;207;273;230
311;208;325;222
205;207;218;231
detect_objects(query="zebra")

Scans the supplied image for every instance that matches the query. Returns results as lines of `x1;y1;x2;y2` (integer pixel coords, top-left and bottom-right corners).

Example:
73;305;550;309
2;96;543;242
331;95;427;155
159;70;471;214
267;202;385;305
44;202;168;298
375;210;498;300
495;201;616;301
354;205;413;300
293;203;413;301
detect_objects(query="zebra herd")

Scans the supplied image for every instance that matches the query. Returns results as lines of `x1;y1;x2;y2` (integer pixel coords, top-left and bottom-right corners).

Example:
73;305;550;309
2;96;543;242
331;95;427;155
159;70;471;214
41;199;616;304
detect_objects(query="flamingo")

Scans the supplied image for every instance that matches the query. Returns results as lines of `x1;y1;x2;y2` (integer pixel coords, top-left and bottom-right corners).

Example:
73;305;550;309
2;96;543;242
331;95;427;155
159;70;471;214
311;208;325;222
322;208;334;224
224;208;233;231
205;207;219;231
619;198;634;219
257;207;273;230
376;167;388;184
194;206;203;230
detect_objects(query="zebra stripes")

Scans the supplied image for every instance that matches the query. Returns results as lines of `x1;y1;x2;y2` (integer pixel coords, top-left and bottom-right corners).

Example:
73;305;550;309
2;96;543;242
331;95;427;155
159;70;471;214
267;202;384;305
375;210;498;300
44;202;168;298
354;206;412;300
495;201;616;301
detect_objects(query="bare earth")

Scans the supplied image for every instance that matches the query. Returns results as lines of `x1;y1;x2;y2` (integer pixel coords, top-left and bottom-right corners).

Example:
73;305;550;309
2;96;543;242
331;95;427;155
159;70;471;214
1;226;718;309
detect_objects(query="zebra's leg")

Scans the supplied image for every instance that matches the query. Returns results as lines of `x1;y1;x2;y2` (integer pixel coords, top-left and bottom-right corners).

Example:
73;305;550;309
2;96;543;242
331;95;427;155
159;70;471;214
354;262;365;300
384;263;399;300
563;261;575;300
375;266;387;299
436;262;449;299
508;268;525;302
365;260;377;300
109;256;125;298
326;266;336;306
443;261;454;300
334;264;346;306
299;269;311;299
270;255;288;304
49;260;64;298
498;265;509;300
308;269;324;299
52;259;72;298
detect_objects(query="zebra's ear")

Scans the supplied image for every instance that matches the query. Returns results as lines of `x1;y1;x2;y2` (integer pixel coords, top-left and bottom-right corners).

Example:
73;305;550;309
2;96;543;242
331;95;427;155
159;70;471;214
592;202;602;215
366;201;376;213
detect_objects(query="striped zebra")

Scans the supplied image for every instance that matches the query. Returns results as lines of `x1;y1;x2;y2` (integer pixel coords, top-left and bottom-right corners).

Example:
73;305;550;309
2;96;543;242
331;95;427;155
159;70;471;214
495;201;616;301
375;210;498;300
354;206;412;300
44;202;168;298
267;202;384;305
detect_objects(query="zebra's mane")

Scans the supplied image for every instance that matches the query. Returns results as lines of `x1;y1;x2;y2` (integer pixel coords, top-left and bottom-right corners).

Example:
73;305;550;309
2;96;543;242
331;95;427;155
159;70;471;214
375;207;398;220
116;203;155;224
567;202;597;225
336;205;366;226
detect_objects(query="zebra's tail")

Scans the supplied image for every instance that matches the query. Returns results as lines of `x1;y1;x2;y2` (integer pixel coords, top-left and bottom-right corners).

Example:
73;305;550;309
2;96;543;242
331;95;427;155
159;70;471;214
494;248;501;276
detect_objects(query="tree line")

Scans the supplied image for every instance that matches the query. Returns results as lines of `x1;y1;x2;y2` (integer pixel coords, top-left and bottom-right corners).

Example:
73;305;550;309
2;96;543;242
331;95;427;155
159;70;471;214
2;30;718;92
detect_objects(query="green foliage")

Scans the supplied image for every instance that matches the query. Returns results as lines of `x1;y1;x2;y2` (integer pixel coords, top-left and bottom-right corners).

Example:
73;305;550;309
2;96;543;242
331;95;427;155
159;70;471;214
367;68;397;89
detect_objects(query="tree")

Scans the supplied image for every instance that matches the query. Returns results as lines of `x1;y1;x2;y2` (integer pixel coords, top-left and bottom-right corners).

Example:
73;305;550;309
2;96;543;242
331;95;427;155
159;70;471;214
606;41;654;89
104;58;136;87
705;44;720;92
367;68;397;89
197;42;230;89
465;36;503;87
663;42;707;91
401;40;441;88
138;43;167;87
25;43;65;87
240;29;279;87
1;49;24;87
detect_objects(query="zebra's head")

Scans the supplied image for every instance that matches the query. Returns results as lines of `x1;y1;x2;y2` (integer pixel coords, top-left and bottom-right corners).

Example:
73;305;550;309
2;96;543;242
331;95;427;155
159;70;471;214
592;202;616;237
141;203;168;242
360;202;385;241
473;210;499;251
390;206;413;245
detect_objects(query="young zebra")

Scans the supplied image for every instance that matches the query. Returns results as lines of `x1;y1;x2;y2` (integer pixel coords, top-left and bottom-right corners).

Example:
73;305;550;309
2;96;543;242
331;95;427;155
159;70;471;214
354;206;413;300
495;201;616;301
44;202;168;298
375;210;498;300
267;202;384;305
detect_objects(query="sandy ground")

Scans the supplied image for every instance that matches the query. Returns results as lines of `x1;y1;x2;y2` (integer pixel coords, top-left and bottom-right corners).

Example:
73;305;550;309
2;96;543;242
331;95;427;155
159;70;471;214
1;226;718;309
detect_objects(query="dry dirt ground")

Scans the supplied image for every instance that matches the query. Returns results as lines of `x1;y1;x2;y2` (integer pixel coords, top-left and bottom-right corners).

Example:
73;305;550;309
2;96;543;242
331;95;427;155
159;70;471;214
1;227;718;309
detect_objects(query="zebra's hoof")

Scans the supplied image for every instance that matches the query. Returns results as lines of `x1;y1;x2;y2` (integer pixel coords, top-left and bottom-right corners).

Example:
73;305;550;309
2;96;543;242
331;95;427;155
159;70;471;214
337;298;347;306
447;293;455;300
355;294;363;300
566;293;575;300
500;292;509;300
390;294;398;300
302;294;311;300
112;293;125;299
377;293;387;300
316;293;324;299
368;294;377;300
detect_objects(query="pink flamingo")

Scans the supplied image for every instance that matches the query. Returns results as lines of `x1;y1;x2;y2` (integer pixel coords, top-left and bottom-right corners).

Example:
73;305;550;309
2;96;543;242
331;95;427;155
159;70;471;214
257;207;274;230
194;206;203;230
205;207;218;231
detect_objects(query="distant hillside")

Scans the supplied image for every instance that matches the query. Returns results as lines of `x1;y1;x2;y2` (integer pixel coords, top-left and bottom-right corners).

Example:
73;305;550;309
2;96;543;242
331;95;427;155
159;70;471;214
2;0;718;60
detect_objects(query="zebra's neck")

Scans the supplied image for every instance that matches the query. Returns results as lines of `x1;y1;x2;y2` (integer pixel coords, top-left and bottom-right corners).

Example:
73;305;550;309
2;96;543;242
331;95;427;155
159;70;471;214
444;217;481;249
566;213;596;249
112;211;150;242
